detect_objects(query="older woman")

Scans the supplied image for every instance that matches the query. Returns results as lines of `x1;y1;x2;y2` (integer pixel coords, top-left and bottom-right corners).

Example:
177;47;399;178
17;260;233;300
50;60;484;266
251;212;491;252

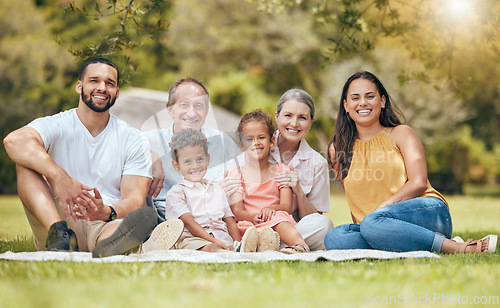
271;89;334;251
224;89;334;251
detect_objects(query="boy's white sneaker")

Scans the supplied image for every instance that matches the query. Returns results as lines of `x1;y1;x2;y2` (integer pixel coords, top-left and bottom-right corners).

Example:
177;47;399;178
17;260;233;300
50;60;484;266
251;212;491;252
139;219;184;253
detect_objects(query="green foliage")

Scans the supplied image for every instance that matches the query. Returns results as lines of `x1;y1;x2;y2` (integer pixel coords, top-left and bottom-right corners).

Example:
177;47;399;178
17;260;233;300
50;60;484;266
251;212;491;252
43;0;175;86
0;238;36;253
207;72;276;116
0;0;75;193
426;126;500;194
2;0;500;194
167;0;324;95
255;0;500;148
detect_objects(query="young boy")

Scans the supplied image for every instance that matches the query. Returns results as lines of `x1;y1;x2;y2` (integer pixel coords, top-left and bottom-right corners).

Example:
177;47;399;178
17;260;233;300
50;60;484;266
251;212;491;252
165;128;259;252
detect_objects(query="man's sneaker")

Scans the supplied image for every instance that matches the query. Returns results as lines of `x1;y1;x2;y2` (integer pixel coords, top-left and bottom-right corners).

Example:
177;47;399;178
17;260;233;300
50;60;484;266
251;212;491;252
46;220;78;251
92;206;157;258
138;219;184;253
257;227;280;252
235;226;259;252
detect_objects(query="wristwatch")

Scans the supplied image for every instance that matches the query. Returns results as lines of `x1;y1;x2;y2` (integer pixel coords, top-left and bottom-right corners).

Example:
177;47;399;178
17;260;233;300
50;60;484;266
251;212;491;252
107;205;117;222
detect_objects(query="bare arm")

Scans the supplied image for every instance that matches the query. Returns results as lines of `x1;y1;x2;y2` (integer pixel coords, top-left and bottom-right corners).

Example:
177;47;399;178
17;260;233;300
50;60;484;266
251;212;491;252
260;186;293;222
3;127;88;220
275;186;292;213
113;174;151;217
229;192;261;224
292;169;324;219
374;125;429;210
79;174;151;221
223;216;241;242
275;165;327;219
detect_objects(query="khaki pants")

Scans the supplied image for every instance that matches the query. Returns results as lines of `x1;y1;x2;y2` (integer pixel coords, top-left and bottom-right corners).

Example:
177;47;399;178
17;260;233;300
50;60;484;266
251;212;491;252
173;230;213;250
24;200;121;252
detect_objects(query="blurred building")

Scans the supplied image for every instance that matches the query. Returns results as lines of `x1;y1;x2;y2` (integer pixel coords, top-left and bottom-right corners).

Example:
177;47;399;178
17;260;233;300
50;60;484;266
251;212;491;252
111;87;240;140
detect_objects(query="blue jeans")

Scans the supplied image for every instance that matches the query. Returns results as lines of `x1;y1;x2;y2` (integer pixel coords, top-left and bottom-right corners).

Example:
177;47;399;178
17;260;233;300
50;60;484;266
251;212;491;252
324;197;452;253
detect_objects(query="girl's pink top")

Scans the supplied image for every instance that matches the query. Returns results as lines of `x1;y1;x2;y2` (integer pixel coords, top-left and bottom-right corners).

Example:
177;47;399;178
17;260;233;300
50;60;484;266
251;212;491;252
227;163;296;235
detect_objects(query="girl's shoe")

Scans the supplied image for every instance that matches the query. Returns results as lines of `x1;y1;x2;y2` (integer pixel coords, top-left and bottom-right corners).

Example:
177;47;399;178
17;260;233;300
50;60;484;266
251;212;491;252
257;227;280;252
236;227;259;252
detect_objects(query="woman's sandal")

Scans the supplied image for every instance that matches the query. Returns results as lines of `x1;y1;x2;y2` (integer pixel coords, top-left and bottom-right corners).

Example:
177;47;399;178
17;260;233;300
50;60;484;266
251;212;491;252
279;243;310;254
459;234;498;253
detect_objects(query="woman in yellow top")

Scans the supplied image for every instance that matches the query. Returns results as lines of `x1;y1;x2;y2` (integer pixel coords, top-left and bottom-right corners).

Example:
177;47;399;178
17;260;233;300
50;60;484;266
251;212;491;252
324;71;497;253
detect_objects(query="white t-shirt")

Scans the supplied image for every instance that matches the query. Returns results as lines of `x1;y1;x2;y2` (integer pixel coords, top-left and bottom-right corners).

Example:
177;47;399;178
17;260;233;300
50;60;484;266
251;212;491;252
28;109;152;206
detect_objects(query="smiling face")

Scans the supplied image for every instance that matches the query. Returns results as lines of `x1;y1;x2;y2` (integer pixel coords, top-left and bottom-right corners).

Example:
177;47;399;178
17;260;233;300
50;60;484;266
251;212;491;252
172;144;210;183
76;63;119;113
240;120;275;162
168;82;208;133
343;78;386;127
275;99;313;144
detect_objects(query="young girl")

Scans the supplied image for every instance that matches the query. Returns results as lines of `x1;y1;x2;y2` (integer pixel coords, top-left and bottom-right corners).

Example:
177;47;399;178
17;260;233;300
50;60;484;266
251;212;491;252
228;110;309;253
324;71;497;253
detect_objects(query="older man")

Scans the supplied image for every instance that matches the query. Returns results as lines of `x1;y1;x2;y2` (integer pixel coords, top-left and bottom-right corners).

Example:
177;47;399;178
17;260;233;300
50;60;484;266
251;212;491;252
3;58;157;258
145;78;240;222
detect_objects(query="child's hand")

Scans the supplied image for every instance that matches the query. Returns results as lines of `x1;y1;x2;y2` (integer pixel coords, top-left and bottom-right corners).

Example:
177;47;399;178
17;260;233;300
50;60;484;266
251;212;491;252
259;207;276;222
251;213;262;225
214;239;232;251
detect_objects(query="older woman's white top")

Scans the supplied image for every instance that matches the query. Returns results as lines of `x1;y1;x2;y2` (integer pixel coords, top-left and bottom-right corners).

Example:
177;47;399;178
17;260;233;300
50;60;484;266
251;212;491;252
268;131;330;221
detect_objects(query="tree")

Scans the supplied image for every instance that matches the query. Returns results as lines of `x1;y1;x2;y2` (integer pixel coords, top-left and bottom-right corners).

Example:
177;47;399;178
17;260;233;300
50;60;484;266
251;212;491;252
252;0;500;146
251;0;500;190
0;0;75;193
166;0;325;96
40;0;175;87
2;0;498;194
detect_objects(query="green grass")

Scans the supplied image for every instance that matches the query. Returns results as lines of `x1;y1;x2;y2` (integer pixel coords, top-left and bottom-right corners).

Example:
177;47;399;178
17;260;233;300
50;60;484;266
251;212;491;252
1;194;499;308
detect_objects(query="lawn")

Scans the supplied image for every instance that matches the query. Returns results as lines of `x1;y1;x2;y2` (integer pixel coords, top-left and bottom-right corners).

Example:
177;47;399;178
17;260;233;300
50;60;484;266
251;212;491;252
1;192;499;308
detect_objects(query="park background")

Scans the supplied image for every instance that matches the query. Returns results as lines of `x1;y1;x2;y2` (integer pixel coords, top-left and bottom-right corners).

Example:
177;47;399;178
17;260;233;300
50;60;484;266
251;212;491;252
1;1;500;307
1;0;499;196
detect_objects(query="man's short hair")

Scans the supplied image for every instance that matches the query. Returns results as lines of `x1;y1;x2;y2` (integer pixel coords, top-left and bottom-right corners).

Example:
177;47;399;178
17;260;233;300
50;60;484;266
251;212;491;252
169;128;209;162
79;58;120;85
167;78;209;108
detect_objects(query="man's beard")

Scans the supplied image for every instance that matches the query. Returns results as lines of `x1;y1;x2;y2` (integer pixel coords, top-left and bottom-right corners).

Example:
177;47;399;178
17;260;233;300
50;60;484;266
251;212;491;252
81;89;116;113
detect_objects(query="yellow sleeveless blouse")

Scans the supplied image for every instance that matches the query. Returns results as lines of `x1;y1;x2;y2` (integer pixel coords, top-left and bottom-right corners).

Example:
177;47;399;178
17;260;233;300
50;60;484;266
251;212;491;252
344;129;447;224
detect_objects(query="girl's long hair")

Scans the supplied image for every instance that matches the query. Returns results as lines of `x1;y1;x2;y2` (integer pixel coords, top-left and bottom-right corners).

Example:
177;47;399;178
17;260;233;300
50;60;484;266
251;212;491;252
328;71;404;181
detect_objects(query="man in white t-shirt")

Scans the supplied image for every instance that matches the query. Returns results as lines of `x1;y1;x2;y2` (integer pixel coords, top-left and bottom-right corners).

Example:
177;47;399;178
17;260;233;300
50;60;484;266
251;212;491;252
145;78;240;222
3;58;157;258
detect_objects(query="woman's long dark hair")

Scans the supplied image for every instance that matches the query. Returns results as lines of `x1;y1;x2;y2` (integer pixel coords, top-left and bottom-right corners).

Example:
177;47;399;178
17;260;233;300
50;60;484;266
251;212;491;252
327;71;404;181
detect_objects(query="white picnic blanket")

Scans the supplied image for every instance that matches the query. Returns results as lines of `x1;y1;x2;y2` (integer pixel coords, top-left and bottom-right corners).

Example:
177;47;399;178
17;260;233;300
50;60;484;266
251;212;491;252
0;249;439;263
